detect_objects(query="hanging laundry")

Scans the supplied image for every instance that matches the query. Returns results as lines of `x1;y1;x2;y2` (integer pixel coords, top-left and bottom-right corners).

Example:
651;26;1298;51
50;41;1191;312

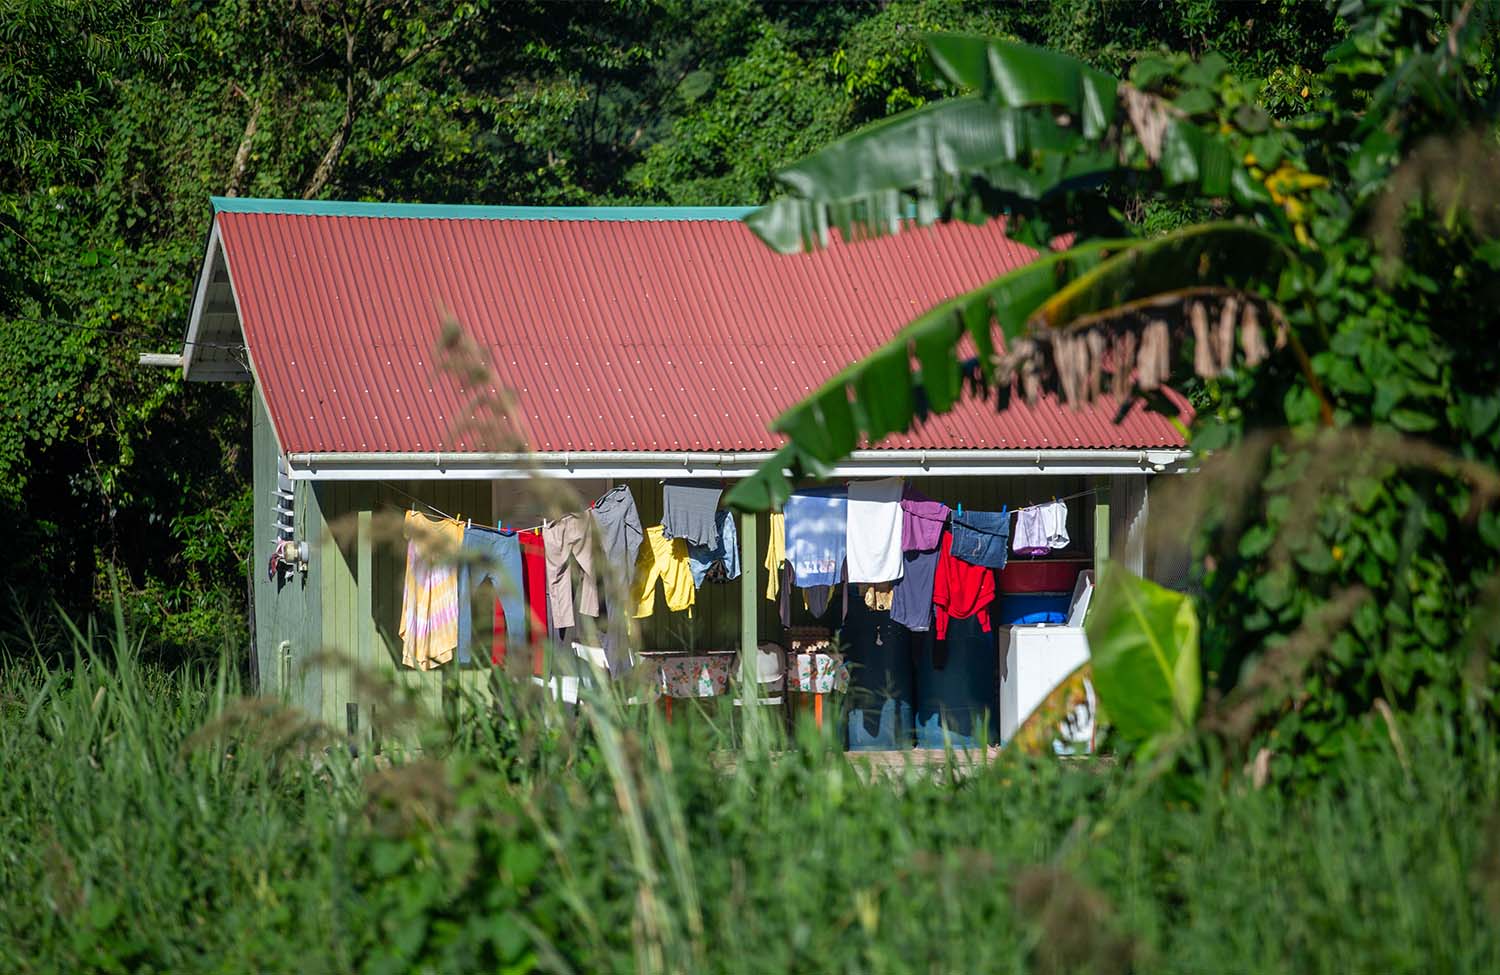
542;512;600;630
764;511;786;600
661;481;723;548
785;486;847;587
777;562;849;626
493;601;509;668
846;477;906;583
1012;506;1051;557
900;485;950;552
456;524;525;664
590;484;645;674
1041;499;1070;550
631;526;696;618
862;581;895;612
590;484;644;595
518;529;548;674
949;508;1011;569
804;585;834;617
1013;499;1071;556
889;546;941;632
399;511;464;670
687;509;741;586
932;528;996;640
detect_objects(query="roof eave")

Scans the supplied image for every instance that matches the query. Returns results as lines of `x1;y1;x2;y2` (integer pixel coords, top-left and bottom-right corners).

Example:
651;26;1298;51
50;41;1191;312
180;220;222;379
282;448;1193;481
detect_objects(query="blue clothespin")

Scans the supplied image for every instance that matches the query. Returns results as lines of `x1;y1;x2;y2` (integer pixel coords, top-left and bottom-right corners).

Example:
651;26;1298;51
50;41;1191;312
956;502;963;516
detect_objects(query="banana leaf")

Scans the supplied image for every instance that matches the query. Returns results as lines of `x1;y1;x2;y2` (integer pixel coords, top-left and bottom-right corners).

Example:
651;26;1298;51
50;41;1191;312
923;32;1118;139
1034;222;1294;329
747;96;1117;255
725;224;1293;512
1084;563;1201;751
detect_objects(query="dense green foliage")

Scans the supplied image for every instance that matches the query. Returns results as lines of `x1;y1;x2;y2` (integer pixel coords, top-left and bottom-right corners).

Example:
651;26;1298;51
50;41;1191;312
724;0;1500;779
8;3;1499;969
3;629;1498;972
0;0;1337;663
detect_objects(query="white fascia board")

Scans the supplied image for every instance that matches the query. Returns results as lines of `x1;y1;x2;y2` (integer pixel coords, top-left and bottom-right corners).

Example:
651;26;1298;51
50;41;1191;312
284;448;1194;481
180;220;223;379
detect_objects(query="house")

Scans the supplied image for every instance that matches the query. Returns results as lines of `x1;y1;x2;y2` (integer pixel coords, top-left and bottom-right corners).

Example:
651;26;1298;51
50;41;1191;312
176;197;1190;743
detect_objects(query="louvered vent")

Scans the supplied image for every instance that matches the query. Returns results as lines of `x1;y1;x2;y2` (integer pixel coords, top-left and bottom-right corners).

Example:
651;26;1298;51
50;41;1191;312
274;455;294;540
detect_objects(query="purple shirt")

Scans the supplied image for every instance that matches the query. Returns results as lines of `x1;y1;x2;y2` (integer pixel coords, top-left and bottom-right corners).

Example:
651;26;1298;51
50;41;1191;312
900;487;950;552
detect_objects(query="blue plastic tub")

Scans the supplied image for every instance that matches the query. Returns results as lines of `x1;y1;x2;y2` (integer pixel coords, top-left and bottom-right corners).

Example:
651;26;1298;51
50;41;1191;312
995;592;1071;625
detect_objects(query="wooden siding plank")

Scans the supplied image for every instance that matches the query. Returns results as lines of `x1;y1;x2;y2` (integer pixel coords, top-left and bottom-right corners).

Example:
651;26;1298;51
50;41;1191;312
356;496;374;748
299;478;325;719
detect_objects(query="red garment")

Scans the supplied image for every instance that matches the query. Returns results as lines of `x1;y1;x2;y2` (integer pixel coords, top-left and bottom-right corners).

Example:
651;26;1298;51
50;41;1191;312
519;529;549;675
932;528;995;640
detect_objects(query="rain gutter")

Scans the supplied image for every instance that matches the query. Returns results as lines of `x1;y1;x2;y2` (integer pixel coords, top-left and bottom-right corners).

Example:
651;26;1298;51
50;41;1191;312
283;448;1193;481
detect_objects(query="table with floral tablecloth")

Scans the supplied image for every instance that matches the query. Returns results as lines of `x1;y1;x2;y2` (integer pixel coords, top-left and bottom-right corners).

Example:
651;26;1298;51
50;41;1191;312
644;653;738;698
787;651;849;693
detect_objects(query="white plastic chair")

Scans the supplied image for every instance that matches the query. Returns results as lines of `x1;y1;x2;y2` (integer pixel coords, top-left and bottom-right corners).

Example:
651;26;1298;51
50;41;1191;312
1066;570;1095;627
733;645;786;707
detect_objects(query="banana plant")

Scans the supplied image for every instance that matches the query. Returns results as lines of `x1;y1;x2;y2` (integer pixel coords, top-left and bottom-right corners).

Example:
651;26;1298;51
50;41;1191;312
724;32;1316;512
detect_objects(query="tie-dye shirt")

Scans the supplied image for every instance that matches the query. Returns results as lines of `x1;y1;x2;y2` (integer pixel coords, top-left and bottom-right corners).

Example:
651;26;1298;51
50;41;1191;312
399;512;464;670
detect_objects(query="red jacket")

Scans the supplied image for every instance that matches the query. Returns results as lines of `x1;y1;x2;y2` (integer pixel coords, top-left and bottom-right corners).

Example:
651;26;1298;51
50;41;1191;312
932;529;995;640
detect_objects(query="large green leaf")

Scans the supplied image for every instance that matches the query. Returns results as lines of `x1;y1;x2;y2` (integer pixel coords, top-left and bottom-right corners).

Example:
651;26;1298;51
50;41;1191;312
747;96;1113;255
1034;222;1294;329
746;37;1266;256
1084;563;1202;748
724;241;1120;511
923;33;1119;139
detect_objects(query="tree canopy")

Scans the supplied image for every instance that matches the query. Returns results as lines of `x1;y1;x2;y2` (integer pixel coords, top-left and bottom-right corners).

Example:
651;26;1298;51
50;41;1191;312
0;0;1342;662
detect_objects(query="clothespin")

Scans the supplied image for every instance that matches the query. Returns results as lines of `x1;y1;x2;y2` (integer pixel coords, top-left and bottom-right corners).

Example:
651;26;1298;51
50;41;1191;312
956;502;963;516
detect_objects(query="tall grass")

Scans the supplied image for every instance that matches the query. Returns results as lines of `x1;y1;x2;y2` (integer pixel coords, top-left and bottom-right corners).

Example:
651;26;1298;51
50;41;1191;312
3;608;1498;973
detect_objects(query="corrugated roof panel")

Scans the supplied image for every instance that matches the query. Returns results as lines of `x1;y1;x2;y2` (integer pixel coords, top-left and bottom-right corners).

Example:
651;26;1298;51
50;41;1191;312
216;207;1189;456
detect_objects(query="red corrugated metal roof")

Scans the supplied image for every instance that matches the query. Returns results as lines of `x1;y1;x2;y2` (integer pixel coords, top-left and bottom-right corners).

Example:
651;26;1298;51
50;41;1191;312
213;205;1189;455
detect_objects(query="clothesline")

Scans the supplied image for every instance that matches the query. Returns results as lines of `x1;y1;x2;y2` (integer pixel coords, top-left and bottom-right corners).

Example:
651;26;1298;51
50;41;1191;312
380;477;1099;526
1010;486;1104;515
377;480;548;533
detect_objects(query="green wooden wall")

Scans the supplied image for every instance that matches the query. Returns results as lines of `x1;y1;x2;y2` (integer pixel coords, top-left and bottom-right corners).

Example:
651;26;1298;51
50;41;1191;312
251;388;323;717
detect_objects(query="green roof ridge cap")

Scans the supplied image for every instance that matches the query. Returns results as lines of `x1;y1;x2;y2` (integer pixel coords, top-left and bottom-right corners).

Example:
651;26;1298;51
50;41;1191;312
210;197;757;221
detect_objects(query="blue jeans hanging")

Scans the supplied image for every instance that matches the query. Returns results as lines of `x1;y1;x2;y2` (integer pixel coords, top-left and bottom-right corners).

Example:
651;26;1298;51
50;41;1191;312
949;509;1011;569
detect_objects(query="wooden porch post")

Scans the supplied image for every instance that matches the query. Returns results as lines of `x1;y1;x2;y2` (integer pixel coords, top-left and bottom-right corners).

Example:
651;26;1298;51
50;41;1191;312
356;507;374;748
1092;476;1111;581
739;509;759;657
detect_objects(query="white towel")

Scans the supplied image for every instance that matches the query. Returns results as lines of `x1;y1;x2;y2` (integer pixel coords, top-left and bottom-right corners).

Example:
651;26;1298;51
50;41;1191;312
845;477;906;583
1012;506;1049;555
1041;500;1070;549
1013;500;1069;554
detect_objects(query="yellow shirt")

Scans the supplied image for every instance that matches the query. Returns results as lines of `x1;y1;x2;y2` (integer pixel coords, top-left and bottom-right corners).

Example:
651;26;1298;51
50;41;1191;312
764;511;785;600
